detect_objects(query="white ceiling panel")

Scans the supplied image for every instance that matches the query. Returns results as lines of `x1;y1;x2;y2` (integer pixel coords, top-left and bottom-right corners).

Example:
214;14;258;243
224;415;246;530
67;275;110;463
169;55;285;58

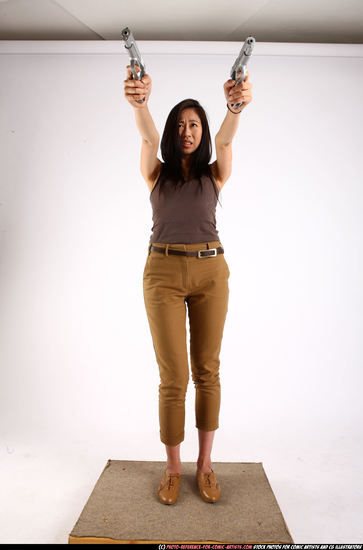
0;0;362;42
230;0;363;43
56;0;270;40
0;0;100;39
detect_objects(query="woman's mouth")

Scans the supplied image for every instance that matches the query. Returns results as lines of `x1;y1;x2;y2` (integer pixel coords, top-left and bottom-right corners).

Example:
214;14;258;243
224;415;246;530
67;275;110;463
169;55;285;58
183;141;192;148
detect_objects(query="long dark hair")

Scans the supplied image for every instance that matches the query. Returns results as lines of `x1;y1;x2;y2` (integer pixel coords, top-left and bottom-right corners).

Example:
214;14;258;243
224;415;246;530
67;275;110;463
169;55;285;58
155;98;222;207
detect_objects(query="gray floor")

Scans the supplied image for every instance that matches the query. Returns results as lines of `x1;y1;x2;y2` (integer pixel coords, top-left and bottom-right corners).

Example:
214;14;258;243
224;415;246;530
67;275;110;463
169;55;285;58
0;427;362;544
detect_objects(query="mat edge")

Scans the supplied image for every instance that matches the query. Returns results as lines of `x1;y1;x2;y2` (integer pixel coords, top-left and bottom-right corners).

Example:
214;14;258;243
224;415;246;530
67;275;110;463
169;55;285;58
69;535;293;544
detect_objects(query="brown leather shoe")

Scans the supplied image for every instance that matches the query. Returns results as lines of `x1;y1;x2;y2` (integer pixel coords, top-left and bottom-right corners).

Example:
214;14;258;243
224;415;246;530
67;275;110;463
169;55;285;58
157;471;182;505
196;469;221;503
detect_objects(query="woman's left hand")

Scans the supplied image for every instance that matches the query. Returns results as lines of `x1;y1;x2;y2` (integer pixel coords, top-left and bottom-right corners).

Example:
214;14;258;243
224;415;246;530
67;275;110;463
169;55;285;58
224;70;253;112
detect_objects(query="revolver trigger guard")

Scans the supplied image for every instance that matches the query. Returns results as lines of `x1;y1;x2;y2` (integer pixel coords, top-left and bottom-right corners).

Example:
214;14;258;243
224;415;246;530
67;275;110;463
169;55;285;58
130;59;145;81
230;66;246;108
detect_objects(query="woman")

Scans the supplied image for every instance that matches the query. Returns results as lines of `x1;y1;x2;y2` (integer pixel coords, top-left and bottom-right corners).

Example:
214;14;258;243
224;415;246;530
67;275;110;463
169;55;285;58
123;64;253;505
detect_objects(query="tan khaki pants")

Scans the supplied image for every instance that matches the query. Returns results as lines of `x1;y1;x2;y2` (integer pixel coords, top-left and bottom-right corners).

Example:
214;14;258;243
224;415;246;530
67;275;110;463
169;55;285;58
143;240;230;446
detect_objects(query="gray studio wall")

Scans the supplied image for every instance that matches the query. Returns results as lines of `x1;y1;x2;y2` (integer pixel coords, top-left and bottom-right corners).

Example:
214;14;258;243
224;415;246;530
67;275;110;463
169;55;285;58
0;40;362;460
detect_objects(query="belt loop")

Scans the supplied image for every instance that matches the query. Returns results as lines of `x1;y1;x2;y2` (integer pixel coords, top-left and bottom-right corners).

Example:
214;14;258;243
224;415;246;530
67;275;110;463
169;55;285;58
148;244;152;255
206;242;210;249
165;244;169;256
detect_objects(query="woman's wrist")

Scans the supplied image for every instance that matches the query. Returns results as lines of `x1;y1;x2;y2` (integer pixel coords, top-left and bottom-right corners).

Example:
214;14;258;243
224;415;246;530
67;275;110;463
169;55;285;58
226;102;242;114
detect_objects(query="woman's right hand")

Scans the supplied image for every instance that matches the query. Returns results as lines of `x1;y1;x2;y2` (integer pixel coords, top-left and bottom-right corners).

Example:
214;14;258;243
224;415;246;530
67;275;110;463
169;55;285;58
123;64;152;109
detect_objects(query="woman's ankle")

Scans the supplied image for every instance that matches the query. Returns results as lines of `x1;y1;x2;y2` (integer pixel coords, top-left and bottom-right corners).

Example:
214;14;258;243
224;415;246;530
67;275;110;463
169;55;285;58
166;461;182;474
197;457;212;469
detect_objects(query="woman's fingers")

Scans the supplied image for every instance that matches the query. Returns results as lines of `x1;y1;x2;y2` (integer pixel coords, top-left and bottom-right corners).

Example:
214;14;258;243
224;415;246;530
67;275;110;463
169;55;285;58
124;79;145;99
225;70;253;108
124;65;151;106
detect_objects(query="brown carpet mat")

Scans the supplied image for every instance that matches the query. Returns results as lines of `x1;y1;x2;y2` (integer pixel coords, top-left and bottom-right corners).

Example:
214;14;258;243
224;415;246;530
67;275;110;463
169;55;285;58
68;460;294;544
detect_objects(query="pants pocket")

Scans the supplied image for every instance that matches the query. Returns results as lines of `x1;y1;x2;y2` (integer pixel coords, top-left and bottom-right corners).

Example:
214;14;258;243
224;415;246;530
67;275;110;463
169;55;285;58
222;255;230;277
143;254;151;277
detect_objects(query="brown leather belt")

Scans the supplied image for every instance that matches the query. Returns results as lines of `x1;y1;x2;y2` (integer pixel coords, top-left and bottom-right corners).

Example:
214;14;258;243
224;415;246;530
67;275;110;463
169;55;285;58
150;245;224;258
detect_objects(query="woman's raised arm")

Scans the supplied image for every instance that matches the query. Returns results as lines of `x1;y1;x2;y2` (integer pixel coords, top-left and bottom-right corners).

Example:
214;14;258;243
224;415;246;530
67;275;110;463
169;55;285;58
123;64;161;190
123;64;159;145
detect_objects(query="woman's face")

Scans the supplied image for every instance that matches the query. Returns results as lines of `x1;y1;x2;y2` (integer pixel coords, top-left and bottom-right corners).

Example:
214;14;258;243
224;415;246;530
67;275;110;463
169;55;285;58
178;109;202;155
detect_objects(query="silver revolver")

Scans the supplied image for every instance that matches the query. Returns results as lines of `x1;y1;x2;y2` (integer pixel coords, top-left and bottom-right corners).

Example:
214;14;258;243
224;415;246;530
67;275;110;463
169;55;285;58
230;36;255;110
121;26;146;104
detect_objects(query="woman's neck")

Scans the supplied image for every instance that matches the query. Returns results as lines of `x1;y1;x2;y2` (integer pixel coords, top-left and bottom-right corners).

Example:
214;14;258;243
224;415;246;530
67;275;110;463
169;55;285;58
181;160;193;180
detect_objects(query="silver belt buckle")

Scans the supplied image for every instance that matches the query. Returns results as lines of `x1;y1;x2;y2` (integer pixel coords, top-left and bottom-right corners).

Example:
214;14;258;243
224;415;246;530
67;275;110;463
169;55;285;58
198;248;217;258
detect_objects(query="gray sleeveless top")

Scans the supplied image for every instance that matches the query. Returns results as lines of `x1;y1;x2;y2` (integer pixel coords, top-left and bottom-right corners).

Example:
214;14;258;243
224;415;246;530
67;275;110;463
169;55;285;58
148;164;221;244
